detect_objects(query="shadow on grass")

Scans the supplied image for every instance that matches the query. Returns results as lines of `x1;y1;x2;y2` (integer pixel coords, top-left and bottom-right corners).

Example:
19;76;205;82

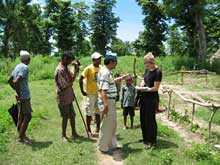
121;141;143;159
31;141;53;151
154;138;178;150
118;138;178;160
72;135;97;143
133;124;141;129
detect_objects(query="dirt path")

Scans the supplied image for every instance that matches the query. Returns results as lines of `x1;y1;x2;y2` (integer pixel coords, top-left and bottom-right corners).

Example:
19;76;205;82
81;98;124;165
157;114;205;145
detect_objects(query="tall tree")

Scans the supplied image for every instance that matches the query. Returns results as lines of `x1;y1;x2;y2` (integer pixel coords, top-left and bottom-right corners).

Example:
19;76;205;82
0;0;19;57
136;0;167;56
111;38;131;56
45;0;90;55
164;0;207;63
166;25;188;55
205;2;220;55
72;2;90;56
0;0;49;57
90;0;119;55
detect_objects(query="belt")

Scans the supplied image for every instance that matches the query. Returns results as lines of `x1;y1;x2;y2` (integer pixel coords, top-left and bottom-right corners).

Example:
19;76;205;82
107;97;116;99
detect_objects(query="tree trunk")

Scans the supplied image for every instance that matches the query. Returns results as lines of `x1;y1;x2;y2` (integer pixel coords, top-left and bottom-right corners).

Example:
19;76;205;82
2;25;10;58
195;0;206;64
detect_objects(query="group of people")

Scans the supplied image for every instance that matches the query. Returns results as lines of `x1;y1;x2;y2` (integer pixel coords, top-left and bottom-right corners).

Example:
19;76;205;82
9;50;162;152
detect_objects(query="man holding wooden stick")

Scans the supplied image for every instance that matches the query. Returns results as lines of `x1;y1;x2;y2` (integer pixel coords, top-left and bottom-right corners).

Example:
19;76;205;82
9;50;32;144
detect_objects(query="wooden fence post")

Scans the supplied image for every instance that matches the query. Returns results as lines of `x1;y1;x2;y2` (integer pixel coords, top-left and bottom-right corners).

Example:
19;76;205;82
208;107;217;139
167;90;173;119
205;72;208;86
191;103;195;125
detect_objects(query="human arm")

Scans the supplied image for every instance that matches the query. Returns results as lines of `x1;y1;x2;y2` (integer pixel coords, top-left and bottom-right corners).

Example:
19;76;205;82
136;69;162;92
101;89;108;115
55;70;73;91
114;74;129;83
120;87;125;108
8;75;21;97
79;75;87;96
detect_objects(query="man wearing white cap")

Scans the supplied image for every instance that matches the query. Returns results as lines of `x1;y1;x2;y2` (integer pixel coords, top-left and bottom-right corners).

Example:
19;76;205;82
9;50;32;144
79;52;102;136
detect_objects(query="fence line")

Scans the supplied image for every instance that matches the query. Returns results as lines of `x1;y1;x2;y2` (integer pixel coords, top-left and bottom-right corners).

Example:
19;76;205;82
161;85;220;139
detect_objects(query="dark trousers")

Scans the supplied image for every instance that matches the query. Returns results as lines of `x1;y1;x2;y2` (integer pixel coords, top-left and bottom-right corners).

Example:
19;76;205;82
140;98;157;144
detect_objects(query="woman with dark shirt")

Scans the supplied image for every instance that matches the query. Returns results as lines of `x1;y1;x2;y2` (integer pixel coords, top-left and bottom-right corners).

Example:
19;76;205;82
136;52;162;149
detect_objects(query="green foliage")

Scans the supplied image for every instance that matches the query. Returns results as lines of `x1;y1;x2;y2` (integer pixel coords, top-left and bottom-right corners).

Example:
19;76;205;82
160;152;174;165
209;60;220;74
0;105;11;152
186;144;212;161
29;56;59;81
166;25;188;56
0;0;49;57
156;55;195;73
111;38;131;56
170;110;180;122
190;123;200;133
205;3;220;55
90;0;119;55
0;56;59;84
136;0;167;56
195;107;220;125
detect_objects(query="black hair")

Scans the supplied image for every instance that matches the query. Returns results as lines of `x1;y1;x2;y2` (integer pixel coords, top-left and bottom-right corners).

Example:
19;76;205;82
62;50;74;61
104;58;117;65
104;58;111;65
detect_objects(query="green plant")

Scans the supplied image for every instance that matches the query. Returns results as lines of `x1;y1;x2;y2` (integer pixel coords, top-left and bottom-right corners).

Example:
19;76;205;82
170;110;180;121
186;144;212;161
0;105;11;152
161;152;174;165
190;123;200;133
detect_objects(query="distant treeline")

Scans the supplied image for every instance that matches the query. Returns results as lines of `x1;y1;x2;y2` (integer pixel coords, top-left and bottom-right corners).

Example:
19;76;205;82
1;1;220;65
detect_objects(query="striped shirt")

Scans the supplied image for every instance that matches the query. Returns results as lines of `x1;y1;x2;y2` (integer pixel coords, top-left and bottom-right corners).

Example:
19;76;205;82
98;66;117;98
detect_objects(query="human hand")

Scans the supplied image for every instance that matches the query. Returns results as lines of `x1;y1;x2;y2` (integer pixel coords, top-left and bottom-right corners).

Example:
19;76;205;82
82;91;87;96
72;60;80;72
103;104;108;115
140;80;145;87
135;86;150;92
118;74;129;81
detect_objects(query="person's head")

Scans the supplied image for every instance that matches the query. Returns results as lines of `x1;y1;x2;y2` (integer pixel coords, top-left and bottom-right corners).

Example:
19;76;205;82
91;52;102;66
61;50;75;66
125;75;133;86
20;50;31;65
104;52;117;70
144;52;155;69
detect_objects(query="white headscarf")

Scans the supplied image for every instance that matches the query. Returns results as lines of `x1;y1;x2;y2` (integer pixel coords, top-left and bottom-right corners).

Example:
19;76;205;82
20;50;30;61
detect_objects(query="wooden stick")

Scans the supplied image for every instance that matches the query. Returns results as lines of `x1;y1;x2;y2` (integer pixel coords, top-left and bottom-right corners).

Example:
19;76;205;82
208;108;217;139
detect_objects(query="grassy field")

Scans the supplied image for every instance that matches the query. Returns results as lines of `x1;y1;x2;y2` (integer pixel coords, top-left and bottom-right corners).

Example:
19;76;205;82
0;55;220;164
0;80;96;165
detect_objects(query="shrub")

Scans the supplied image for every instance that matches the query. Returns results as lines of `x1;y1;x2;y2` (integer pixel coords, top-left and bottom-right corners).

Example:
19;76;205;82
186;144;212;161
0;105;12;152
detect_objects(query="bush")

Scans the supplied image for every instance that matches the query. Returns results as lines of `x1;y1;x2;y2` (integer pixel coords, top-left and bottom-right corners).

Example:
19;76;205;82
209;60;220;74
0;105;12;152
186;144;212;161
0;56;59;83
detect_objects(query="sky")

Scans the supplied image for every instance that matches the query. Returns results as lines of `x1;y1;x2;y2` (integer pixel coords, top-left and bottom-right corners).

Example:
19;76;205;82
32;0;144;42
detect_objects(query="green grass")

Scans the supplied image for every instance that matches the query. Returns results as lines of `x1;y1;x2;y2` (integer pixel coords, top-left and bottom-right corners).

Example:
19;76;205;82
0;80;96;165
195;107;220;125
0;55;220;164
115;103;196;164
116;102;220;164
